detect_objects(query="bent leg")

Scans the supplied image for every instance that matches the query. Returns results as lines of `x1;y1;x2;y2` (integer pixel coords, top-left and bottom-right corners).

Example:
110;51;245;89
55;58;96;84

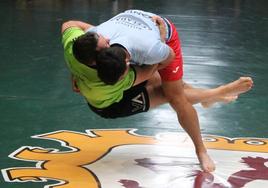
183;77;253;107
145;72;167;108
146;75;253;109
162;79;215;172
147;76;253;109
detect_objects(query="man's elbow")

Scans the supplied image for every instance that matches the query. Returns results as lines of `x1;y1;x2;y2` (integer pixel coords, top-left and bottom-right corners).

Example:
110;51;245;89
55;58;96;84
61;21;69;33
164;48;175;63
159;49;175;69
61;20;75;33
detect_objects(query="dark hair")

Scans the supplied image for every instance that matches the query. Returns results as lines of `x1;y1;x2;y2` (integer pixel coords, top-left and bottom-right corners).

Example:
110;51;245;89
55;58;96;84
72;32;98;66
96;46;127;85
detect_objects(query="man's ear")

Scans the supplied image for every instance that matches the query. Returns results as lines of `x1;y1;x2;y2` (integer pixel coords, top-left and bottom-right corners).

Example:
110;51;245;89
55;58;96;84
125;58;130;63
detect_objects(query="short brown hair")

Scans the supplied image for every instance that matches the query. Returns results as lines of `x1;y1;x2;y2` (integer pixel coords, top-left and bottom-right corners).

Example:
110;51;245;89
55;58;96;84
96;46;127;85
72;32;98;66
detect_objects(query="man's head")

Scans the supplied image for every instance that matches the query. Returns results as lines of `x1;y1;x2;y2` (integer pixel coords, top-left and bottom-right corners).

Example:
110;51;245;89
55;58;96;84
96;46;128;85
72;32;110;66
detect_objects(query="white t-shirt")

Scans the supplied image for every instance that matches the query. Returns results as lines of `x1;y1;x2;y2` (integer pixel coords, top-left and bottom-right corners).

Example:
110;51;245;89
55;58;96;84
87;10;170;65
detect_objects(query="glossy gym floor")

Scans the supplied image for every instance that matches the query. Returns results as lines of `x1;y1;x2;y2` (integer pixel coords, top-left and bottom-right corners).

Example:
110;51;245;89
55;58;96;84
0;0;267;188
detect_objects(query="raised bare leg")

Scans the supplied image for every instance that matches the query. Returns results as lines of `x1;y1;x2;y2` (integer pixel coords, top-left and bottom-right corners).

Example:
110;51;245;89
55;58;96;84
183;77;253;108
147;75;253;109
201;77;253;107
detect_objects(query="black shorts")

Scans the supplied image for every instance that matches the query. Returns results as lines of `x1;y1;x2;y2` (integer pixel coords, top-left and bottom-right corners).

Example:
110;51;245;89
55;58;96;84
88;81;150;118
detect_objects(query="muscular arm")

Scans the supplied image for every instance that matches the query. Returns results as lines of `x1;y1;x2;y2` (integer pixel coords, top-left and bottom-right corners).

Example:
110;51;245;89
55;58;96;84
158;47;175;70
151;15;167;42
131;47;175;86
61;20;94;33
151;15;174;69
133;64;159;86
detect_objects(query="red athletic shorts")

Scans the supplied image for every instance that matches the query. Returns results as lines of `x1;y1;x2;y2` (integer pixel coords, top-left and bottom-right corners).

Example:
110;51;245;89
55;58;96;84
158;21;183;82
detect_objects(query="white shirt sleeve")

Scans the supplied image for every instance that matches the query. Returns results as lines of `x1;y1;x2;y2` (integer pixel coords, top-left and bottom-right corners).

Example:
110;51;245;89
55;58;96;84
145;41;170;64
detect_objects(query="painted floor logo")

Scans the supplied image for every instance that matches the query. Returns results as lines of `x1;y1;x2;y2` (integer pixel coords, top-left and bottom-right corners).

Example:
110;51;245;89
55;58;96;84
1;129;268;188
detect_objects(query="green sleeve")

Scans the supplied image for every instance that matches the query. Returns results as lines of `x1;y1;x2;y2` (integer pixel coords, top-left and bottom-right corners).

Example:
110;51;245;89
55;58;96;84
62;27;89;77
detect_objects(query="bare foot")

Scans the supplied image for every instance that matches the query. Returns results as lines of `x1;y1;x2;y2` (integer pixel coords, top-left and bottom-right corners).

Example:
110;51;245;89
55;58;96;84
197;152;215;172
220;77;253;97
201;77;253;108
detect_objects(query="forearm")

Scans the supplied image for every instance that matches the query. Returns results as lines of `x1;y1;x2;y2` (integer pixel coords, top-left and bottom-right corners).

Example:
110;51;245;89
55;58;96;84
61;20;94;33
151;15;167;42
133;64;158;86
158;48;175;70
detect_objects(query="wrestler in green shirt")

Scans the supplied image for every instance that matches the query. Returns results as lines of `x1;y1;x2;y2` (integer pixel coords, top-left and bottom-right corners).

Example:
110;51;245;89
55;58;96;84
62;27;135;108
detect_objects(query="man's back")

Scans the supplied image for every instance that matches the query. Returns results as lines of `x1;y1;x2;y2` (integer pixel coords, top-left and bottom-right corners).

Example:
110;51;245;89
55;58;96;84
88;10;170;65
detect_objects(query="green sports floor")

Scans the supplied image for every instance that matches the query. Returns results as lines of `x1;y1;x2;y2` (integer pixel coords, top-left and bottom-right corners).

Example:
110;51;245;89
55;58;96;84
0;1;268;188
